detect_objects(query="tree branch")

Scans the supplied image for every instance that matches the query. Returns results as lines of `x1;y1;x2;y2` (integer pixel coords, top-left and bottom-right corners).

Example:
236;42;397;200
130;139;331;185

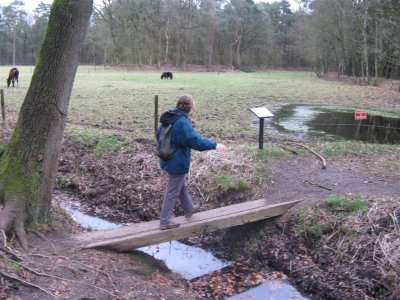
286;142;327;169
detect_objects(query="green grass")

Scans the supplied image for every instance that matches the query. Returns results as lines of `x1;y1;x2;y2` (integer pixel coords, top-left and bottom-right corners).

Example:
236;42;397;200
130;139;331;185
212;174;251;192
3;66;399;144
323;141;398;156
256;146;287;160
294;195;369;242
95;137;119;155
326;195;368;214
2;66;399;176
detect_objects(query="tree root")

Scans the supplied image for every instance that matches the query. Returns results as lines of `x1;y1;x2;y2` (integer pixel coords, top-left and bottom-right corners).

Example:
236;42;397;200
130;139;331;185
0;198;28;250
0;269;55;297
32;230;56;253
0;246;22;262
1;252;119;298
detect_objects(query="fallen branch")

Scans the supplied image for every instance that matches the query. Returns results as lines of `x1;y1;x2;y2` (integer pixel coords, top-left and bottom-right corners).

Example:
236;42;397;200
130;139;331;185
303;180;332;190
286;142;327;169
279;146;299;155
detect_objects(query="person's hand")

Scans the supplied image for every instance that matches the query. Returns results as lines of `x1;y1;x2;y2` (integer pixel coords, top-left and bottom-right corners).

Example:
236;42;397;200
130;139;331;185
216;144;227;153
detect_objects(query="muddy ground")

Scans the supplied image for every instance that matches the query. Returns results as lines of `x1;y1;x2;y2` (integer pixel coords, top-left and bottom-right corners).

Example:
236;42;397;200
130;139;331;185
1;133;399;299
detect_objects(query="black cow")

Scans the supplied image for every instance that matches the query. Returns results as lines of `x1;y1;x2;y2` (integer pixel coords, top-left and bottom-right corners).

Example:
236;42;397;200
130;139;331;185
161;71;173;80
7;67;19;87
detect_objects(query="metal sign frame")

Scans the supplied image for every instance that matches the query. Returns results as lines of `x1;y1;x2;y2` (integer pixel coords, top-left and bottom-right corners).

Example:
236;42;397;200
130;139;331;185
249;107;274;149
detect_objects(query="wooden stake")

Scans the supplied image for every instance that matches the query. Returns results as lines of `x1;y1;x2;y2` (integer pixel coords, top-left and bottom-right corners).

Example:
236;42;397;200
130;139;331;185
154;95;159;135
1;89;5;123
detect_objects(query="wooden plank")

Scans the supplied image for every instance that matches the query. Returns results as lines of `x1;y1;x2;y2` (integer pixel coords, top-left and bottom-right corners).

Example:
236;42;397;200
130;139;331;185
75;199;299;251
74;199;273;243
75;198;273;242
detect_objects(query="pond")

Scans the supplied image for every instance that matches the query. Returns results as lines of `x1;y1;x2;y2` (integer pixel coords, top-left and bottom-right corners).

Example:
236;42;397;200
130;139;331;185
264;105;400;144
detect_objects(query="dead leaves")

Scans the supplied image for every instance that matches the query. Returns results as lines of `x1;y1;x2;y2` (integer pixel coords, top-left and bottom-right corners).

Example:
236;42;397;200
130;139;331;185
190;261;273;299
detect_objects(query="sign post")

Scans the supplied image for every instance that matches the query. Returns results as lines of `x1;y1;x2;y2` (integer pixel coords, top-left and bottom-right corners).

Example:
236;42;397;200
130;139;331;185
249;107;274;150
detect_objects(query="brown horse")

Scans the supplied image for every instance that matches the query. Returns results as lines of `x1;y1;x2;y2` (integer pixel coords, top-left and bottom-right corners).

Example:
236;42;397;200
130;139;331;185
7;67;19;87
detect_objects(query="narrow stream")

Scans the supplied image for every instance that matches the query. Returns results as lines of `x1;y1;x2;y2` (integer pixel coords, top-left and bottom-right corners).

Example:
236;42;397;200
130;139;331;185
58;198;309;299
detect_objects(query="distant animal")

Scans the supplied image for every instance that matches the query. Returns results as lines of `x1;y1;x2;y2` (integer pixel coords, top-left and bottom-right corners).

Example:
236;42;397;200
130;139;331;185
161;71;173;80
7;67;19;87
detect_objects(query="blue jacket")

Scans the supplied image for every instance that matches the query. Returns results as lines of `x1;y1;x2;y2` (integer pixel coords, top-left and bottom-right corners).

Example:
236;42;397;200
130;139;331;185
157;108;217;174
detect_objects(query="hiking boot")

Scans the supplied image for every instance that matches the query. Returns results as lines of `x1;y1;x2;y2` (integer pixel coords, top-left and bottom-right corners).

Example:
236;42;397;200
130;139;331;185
185;205;200;219
159;222;180;230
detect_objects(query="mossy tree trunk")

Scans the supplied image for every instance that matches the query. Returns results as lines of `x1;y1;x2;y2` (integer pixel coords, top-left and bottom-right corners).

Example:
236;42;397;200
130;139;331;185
0;0;93;249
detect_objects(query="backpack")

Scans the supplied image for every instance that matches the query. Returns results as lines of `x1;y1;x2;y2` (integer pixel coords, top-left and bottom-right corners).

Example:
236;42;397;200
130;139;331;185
157;124;176;160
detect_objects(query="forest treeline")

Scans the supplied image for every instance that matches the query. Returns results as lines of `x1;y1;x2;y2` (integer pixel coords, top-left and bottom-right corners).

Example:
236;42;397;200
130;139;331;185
1;0;400;81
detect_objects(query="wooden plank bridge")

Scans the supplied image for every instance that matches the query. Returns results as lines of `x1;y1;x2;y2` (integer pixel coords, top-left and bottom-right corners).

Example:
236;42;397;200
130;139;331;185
74;199;299;251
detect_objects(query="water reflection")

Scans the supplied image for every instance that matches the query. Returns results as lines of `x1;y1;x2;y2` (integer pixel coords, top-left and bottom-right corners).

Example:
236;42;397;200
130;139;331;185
138;241;230;280
279;106;320;134
272;105;400;144
229;281;309;300
59;201;121;230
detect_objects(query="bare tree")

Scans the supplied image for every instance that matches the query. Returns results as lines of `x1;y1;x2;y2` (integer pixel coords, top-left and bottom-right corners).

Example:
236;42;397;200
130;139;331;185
0;0;93;249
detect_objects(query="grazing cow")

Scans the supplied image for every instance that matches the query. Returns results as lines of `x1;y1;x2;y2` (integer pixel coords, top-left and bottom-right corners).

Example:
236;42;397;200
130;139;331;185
7;68;19;87
161;71;173;80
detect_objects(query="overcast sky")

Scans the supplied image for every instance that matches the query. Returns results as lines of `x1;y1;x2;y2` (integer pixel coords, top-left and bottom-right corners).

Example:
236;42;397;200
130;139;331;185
2;0;102;13
3;0;299;14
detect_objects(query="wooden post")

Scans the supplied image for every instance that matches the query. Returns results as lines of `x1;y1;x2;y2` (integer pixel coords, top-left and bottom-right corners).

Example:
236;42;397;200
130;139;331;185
1;89;5;123
154;95;159;135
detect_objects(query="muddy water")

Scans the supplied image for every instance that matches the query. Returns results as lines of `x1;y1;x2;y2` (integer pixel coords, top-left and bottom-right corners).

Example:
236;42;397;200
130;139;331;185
266;105;400;144
59;199;309;299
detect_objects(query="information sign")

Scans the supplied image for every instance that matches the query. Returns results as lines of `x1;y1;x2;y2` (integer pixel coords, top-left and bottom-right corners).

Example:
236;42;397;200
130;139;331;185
355;109;367;120
249;107;274;118
249;107;274;150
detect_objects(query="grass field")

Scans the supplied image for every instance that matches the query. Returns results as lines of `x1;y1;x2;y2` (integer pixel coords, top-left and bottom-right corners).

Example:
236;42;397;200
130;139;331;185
2;65;399;144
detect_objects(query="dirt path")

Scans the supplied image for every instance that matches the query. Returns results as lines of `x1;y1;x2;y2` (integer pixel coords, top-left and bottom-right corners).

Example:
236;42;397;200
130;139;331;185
265;154;399;205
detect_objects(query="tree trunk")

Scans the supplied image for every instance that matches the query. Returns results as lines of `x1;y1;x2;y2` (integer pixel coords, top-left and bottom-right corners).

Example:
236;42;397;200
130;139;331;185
362;0;369;84
207;15;216;68
164;19;170;64
157;29;162;69
0;0;93;249
235;36;242;68
12;27;17;66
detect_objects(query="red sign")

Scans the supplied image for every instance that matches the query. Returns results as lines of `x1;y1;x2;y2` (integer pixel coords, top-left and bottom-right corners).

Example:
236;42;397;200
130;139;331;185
355;109;367;120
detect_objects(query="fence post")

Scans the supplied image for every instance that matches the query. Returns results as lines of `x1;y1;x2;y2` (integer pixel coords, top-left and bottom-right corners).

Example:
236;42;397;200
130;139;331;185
154;95;159;135
1;89;5;124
